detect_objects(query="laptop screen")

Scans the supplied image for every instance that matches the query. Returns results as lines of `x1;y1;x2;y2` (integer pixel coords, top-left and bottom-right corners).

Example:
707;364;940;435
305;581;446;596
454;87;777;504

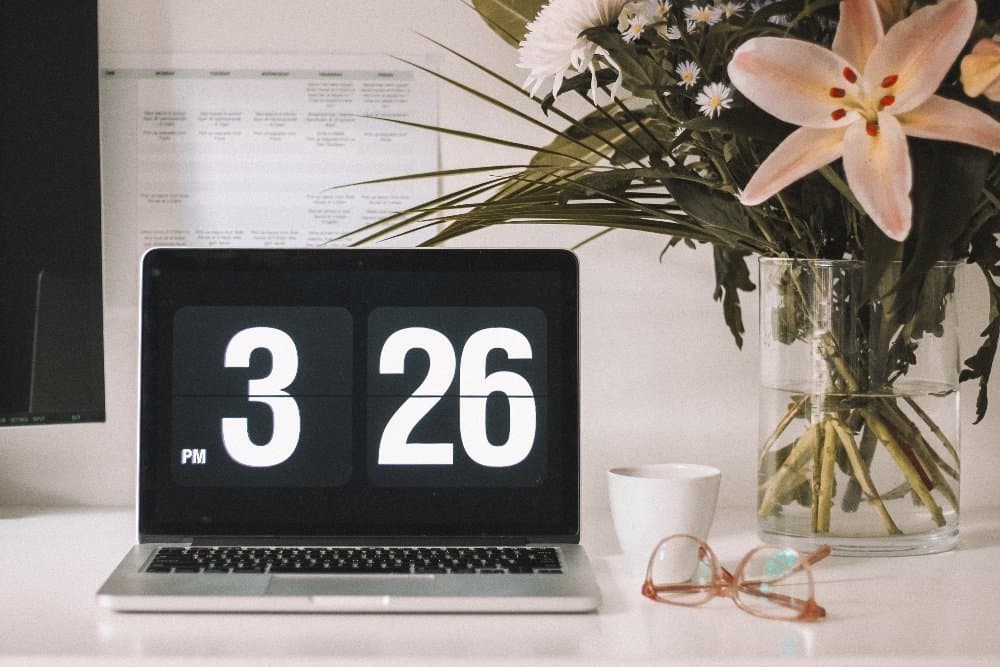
138;248;579;541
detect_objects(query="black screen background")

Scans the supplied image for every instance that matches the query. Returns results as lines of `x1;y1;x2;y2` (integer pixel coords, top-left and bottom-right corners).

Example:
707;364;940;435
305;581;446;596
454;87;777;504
138;248;579;541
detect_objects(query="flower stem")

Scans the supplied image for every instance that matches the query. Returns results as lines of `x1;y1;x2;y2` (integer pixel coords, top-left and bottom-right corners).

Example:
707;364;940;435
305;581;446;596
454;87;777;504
879;398;958;482
816;420;837;533
860;407;946;527
840;424;876;512
830;419;902;535
757;394;808;467
903;395;960;470
758;423;820;520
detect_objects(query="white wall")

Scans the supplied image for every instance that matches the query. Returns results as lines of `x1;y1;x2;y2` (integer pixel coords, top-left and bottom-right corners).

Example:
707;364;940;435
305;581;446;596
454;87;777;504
2;0;997;514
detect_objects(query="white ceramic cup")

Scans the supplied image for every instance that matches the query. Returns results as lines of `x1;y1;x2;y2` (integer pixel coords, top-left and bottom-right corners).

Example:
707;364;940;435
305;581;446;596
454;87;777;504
608;463;722;577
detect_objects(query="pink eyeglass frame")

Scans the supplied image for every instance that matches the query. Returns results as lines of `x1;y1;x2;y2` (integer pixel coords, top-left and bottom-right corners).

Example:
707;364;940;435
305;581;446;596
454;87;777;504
641;534;830;621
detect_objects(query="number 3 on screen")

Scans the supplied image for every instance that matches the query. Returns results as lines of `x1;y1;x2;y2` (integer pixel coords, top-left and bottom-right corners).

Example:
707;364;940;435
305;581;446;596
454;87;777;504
377;327;536;468
220;327;302;468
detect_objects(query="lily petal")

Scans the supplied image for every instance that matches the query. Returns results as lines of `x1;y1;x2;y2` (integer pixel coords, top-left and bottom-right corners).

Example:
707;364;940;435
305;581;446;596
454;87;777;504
897;95;1000;153
842;113;912;241
740;127;846;205
832;0;883;71
728;38;857;129
961;39;1000;100
863;0;976;114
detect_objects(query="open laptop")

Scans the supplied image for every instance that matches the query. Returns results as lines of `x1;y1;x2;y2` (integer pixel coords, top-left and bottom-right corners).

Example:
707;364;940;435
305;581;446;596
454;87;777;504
98;247;601;612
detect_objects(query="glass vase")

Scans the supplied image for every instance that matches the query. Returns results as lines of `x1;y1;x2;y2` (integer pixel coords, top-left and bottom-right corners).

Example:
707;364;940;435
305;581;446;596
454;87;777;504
757;258;960;556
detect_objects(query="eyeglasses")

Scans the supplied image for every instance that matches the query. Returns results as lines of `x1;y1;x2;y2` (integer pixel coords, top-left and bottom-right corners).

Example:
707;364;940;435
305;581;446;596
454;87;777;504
641;534;830;621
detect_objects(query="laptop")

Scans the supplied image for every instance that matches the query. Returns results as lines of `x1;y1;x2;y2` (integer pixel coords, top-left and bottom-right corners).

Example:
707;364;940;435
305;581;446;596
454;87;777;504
98;247;601;612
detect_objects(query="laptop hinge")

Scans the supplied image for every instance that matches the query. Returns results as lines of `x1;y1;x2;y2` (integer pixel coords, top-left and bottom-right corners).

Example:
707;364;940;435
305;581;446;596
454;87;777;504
139;535;193;545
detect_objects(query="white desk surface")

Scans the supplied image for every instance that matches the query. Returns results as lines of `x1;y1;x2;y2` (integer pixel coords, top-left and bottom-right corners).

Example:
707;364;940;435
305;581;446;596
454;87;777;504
2;504;999;666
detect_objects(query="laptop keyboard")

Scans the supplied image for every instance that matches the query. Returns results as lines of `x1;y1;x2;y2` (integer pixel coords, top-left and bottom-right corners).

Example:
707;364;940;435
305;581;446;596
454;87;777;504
146;546;563;575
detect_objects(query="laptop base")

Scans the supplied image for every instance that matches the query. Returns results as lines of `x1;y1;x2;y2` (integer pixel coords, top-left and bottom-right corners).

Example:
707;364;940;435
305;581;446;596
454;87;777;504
98;543;601;613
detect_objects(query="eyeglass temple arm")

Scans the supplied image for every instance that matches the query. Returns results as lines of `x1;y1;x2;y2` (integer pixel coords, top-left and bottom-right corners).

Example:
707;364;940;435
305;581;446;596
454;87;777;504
736;580;826;617
804;544;832;565
645;581;722;595
643;579;826;619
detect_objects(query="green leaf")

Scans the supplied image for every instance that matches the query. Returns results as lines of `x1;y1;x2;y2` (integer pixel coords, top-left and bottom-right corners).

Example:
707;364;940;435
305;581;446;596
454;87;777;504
580;26;673;100
540;69;618;114
488;106;654;202
860;217;901;304
563;103;660;140
712;246;756;349
961;217;1000;423
960;280;999;424
557;168;661;204
897;139;993;317
661;176;751;242
471;0;546;47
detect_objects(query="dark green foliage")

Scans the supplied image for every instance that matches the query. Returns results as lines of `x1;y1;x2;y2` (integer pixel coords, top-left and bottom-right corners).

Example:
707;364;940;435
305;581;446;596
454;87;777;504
343;0;1000;422
712;246;755;348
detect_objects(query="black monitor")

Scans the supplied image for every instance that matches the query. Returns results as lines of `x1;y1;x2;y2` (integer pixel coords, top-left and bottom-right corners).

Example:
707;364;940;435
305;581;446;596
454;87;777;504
0;2;105;426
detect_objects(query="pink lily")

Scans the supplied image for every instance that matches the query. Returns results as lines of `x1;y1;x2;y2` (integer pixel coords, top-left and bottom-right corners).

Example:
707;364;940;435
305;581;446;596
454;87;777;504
727;0;1000;241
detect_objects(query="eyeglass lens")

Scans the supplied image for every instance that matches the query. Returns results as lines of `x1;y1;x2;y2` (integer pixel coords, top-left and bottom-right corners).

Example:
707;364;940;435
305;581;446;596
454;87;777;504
648;534;716;605
734;546;813;620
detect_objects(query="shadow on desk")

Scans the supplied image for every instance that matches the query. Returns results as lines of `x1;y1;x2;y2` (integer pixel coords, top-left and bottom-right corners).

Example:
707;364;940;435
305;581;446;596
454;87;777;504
956;520;1000;552
0;503;106;520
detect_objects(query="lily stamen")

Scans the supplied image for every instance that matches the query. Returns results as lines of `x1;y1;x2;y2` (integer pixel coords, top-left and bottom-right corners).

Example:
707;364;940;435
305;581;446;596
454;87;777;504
843;67;858;83
881;74;899;88
878;95;896;109
865;120;879;137
829;87;846;98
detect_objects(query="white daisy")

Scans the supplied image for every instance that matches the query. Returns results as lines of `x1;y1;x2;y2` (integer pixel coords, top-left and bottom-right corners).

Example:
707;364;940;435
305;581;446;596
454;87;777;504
683;4;722;30
675;60;701;88
620;13;649;42
518;0;631;99
716;0;746;18
695;82;733;118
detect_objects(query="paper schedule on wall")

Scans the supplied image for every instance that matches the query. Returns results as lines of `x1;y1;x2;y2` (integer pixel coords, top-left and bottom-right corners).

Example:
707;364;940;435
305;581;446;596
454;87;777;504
99;54;438;250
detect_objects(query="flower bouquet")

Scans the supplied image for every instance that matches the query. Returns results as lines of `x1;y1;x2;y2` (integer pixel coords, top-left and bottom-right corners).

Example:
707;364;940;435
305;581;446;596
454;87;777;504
347;0;1000;552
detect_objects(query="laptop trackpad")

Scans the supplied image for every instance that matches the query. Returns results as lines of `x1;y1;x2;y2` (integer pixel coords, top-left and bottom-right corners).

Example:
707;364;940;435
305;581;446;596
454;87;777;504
267;574;437;597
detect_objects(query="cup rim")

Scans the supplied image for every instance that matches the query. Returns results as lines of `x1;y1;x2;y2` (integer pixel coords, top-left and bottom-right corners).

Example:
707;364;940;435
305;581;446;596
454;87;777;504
608;463;721;481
